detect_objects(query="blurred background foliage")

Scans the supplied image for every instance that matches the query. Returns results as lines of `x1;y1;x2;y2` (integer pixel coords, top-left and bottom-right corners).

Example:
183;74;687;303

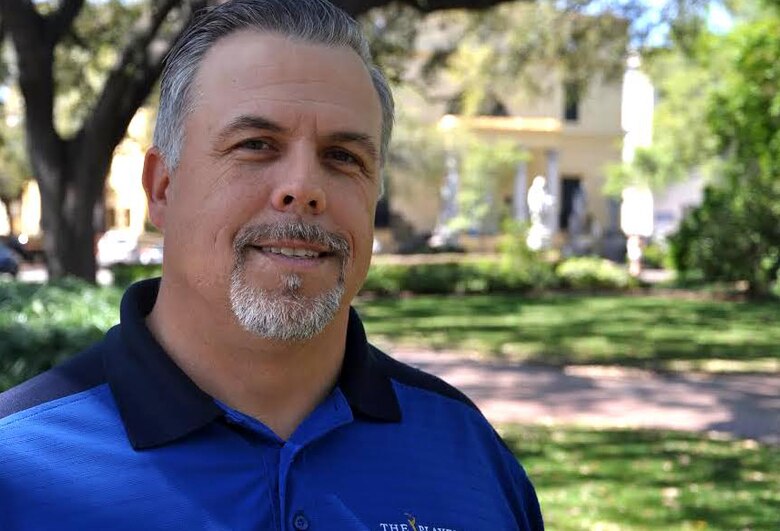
0;279;120;390
668;6;780;295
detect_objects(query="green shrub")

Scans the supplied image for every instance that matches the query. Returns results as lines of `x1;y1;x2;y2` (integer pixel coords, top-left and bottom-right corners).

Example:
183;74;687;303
555;256;633;290
496;220;559;291
361;263;406;294
363;262;468;295
111;263;162;288
641;242;671;269
668;185;780;295
0;279;121;391
362;256;558;296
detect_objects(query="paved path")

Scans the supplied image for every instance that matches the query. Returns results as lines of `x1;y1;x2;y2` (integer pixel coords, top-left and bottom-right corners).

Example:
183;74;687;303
391;348;780;444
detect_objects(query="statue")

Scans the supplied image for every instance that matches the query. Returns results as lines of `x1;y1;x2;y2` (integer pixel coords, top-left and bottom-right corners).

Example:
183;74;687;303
526;175;553;251
429;152;460;249
565;187;591;255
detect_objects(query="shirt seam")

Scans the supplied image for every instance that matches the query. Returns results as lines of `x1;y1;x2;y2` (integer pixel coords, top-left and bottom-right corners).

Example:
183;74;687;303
390;379;482;416
0;384;109;429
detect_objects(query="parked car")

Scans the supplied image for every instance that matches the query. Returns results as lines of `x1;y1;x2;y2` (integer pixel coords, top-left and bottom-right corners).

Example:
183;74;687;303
97;230;139;266
137;242;164;265
0;242;19;278
0;234;36;262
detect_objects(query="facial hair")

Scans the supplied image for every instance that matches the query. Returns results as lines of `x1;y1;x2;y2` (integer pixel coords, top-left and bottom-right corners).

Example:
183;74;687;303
229;221;350;341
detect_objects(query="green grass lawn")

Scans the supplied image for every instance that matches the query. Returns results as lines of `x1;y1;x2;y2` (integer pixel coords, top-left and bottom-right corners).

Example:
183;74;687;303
504;425;780;530
356;293;780;373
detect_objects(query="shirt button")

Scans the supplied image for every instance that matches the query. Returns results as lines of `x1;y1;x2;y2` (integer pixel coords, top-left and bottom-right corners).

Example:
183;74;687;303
292;511;310;530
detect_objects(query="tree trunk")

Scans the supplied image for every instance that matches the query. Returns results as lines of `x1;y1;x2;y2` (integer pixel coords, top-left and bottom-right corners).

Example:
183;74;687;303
37;161;101;282
336;0;516;16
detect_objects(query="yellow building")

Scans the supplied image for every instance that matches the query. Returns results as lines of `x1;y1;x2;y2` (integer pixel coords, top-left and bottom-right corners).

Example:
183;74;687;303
384;69;627;255
6;9;640;260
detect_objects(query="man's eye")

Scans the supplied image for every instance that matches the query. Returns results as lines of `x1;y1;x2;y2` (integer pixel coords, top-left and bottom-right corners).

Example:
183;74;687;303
327;149;360;165
238;139;272;151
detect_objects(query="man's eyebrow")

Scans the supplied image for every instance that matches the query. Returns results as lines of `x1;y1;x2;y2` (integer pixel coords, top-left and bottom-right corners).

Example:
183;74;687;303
326;131;380;162
215;115;286;143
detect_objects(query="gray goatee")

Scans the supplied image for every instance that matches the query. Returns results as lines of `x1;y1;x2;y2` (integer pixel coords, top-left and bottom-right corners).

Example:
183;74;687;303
229;221;350;341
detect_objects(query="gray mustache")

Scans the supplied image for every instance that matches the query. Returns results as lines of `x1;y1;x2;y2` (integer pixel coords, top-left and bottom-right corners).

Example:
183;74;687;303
234;221;350;257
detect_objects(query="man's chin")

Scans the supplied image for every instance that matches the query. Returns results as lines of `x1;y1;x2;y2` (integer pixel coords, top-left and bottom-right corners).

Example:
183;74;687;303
229;273;345;342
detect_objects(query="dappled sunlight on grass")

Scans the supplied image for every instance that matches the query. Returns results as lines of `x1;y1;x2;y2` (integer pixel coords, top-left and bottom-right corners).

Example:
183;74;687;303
356;294;780;372
502;425;780;530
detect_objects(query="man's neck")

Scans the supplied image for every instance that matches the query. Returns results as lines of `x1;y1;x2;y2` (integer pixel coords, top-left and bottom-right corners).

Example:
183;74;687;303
146;278;349;440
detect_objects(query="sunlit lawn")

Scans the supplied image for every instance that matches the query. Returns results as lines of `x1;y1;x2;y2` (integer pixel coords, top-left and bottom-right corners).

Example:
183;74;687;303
356;294;780;373
504;425;780;530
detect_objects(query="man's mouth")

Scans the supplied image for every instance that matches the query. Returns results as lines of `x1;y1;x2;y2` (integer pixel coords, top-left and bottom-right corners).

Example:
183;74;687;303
253;246;327;259
234;221;349;269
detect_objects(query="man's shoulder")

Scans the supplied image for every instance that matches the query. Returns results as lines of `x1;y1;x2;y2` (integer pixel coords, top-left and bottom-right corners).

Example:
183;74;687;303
366;344;525;457
0;337;109;424
368;344;480;413
367;344;544;528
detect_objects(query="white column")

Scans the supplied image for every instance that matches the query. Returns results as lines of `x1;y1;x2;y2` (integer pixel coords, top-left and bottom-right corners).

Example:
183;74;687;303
513;159;528;222
440;152;459;226
546;149;560;231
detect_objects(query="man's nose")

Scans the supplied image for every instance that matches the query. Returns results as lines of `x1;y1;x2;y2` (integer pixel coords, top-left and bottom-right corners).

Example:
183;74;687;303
270;154;327;216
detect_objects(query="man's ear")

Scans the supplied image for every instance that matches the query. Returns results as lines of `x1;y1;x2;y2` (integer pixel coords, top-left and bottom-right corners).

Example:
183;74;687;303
142;147;172;232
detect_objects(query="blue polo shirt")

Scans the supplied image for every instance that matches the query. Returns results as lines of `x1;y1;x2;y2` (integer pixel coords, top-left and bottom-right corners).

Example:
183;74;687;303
0;278;543;530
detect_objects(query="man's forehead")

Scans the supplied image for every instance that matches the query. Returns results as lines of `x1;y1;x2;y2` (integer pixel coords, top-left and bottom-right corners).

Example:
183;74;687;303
189;30;382;139
194;30;370;88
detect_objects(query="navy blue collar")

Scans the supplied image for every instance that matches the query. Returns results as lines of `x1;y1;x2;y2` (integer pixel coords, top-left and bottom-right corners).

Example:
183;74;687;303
105;278;400;450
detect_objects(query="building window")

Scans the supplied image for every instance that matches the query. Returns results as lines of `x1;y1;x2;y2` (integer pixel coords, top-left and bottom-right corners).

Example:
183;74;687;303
564;82;580;122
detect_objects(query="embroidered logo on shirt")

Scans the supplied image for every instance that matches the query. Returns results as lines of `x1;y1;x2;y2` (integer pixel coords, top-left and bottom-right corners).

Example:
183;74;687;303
378;514;458;531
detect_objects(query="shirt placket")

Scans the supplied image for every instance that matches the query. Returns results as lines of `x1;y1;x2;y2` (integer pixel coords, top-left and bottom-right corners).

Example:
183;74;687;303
276;388;354;531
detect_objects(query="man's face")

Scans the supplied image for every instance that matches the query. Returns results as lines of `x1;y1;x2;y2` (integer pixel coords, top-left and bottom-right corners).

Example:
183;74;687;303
159;31;383;340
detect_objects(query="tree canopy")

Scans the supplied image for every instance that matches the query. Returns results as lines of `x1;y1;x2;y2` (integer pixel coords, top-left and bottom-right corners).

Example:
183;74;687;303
663;2;780;294
0;0;718;281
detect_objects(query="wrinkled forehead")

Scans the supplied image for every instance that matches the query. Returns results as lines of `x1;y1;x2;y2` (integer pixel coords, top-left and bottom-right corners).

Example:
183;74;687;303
188;30;382;137
193;31;377;108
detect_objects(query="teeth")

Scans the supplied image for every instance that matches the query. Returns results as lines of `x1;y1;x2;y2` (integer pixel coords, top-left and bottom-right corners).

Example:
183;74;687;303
261;246;321;258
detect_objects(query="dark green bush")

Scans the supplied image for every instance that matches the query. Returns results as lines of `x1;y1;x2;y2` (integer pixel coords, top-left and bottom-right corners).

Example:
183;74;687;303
110;263;162;288
668;185;780;295
362;263;468;295
555;256;633;290
0;279;121;391
362;257;558;296
641;242;671;269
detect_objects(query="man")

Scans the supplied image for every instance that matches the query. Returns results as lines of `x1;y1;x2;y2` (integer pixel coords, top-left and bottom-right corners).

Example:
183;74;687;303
0;1;543;529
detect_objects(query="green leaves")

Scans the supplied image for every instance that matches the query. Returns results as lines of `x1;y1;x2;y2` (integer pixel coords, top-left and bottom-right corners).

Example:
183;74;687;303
0;279;121;391
53;0;144;137
671;14;780;295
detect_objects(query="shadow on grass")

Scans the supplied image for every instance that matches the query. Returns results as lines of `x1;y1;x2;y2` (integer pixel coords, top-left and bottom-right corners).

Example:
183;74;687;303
502;425;780;530
356;294;780;371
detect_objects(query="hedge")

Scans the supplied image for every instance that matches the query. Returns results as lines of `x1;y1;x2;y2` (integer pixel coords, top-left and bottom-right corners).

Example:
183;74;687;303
0;279;121;391
0;255;633;391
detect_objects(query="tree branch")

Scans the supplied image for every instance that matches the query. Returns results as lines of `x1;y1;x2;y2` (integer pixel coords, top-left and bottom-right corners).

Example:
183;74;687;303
0;0;44;49
76;0;206;189
45;0;85;45
334;0;521;17
0;0;63;190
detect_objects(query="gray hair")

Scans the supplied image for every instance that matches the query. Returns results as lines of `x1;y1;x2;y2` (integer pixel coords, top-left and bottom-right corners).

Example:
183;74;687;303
153;0;395;170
